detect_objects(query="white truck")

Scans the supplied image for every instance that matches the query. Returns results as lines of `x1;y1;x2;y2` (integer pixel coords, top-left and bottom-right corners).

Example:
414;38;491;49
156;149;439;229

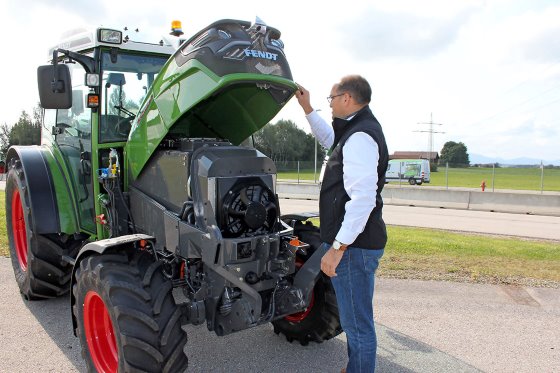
386;159;431;185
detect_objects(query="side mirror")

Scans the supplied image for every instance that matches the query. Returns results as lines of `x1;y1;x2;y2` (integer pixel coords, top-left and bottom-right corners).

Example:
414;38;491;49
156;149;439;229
37;64;72;109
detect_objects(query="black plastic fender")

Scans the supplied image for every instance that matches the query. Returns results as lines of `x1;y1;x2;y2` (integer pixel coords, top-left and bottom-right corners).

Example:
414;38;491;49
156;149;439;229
69;233;155;334
281;213;324;305
6;146;60;234
293;242;329;305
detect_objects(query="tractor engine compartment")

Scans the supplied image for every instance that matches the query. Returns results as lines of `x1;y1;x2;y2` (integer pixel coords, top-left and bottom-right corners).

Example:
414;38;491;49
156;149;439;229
128;138;309;334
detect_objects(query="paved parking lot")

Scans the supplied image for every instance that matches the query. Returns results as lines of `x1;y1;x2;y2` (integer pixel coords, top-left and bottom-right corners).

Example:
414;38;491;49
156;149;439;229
1;182;559;372
1;257;559;372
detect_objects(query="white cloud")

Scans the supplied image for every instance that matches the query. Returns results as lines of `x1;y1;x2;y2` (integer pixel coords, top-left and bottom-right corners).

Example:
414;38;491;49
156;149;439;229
0;0;559;162
336;4;481;59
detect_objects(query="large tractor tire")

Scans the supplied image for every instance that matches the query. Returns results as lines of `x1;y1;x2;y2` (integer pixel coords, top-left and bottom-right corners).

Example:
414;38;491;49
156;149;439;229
272;221;342;346
73;251;188;373
6;159;79;300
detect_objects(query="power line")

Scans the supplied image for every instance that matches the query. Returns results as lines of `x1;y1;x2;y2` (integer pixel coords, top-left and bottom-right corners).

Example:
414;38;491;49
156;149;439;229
470;83;560;126
495;37;560;99
467;48;560;127
515;95;560;118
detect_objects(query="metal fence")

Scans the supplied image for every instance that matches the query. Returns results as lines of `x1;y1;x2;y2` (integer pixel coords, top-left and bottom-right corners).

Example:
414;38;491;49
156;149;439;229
275;161;321;183
432;163;558;193
277;161;560;193
1;161;555;192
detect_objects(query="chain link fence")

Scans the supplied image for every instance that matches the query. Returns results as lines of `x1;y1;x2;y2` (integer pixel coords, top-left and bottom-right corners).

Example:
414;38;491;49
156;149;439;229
434;163;559;193
277;160;560;192
275;161;321;183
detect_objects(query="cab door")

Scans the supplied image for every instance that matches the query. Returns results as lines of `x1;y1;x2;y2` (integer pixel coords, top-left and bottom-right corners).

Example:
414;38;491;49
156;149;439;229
53;62;95;233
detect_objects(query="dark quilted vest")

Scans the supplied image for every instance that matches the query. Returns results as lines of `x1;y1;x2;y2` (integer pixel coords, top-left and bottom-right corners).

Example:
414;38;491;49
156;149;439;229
319;106;389;249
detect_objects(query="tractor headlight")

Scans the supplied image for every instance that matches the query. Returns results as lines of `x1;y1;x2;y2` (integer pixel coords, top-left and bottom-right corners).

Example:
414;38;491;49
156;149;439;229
85;73;100;87
98;29;122;44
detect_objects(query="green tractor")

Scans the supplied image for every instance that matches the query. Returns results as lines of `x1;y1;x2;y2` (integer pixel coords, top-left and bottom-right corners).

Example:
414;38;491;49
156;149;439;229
5;19;341;371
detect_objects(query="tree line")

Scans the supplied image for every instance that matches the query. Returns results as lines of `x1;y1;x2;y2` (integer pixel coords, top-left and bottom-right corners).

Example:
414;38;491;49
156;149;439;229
0;105;470;170
1;105;42;159
253;119;326;164
0;107;325;165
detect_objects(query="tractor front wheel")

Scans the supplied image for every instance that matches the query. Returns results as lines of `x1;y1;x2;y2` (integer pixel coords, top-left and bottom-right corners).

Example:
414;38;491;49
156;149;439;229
73;251;188;373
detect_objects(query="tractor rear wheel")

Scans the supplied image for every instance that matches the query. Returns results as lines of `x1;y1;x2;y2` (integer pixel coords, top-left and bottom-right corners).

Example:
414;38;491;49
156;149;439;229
6;159;78;300
73;251;188;373
272;221;342;345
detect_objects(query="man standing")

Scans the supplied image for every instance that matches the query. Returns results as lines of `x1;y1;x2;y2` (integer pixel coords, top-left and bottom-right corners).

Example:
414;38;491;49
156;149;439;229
295;75;388;373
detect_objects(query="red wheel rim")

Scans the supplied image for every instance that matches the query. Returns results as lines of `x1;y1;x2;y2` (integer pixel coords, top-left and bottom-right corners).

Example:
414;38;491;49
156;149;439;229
284;259;315;323
11;189;28;271
84;291;118;373
284;290;315;323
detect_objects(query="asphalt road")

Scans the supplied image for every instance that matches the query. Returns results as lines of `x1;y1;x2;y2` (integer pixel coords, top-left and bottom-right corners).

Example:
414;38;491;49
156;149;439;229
1;184;559;372
1;257;559;373
280;198;560;241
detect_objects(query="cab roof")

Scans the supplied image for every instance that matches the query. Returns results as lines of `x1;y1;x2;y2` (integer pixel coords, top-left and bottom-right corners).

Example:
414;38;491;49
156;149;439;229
47;26;178;59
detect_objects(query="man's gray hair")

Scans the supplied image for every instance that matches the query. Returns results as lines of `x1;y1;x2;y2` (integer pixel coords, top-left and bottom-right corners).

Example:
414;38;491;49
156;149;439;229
336;75;372;105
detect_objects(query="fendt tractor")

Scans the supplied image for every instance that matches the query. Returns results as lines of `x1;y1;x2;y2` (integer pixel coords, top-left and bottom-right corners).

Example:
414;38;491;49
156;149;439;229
5;18;341;372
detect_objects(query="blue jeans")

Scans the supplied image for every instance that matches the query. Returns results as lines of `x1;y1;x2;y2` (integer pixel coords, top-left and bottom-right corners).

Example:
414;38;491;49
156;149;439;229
330;246;384;373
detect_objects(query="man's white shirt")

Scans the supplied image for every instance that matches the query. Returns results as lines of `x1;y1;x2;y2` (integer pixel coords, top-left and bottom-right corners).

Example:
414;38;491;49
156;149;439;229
305;110;379;246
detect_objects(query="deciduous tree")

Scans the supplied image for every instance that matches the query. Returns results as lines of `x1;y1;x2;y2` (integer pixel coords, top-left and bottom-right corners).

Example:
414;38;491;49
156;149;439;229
254;119;325;163
440;141;470;167
0;106;42;159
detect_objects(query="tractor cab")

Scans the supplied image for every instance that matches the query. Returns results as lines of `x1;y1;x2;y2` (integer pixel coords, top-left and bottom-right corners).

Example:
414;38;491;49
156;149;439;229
36;24;177;234
7;19;340;373
36;19;297;237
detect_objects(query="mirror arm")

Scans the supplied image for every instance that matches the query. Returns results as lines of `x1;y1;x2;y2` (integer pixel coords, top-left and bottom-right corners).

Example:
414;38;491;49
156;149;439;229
50;50;64;93
52;48;96;74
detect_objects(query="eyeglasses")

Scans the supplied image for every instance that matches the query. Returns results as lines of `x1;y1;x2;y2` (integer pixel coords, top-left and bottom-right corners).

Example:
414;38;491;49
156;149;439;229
326;93;345;104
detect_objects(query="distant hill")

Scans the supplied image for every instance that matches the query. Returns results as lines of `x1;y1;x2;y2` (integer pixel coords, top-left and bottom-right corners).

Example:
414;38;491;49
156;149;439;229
470;153;560;166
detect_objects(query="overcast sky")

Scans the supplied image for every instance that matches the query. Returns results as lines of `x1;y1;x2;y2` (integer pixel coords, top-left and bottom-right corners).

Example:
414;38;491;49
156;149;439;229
1;0;559;162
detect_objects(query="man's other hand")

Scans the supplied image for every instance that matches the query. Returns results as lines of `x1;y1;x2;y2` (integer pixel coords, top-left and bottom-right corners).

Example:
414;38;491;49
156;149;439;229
321;247;344;277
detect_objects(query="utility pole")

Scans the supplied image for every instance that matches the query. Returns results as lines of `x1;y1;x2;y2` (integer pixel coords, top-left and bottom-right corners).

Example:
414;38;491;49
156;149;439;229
314;109;322;183
414;113;445;160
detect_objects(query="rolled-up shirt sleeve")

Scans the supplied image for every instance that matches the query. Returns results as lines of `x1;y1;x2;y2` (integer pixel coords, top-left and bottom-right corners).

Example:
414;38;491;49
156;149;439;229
335;132;379;245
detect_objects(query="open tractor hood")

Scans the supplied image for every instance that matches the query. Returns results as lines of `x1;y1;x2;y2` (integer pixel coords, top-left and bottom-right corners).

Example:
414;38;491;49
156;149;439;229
127;19;297;179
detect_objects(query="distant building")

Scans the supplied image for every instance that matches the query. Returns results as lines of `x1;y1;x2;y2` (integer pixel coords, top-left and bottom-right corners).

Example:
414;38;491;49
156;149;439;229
390;151;439;164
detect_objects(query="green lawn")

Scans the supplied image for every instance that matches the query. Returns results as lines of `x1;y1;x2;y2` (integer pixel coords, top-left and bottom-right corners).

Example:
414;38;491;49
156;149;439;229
279;166;560;191
307;218;560;287
0;190;6;257
382;226;560;286
429;167;560;191
278;170;318;182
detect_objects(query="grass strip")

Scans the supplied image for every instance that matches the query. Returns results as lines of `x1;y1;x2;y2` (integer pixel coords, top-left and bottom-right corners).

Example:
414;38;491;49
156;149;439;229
279;167;560;191
0;190;6;257
382;226;560;287
307;218;560;287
